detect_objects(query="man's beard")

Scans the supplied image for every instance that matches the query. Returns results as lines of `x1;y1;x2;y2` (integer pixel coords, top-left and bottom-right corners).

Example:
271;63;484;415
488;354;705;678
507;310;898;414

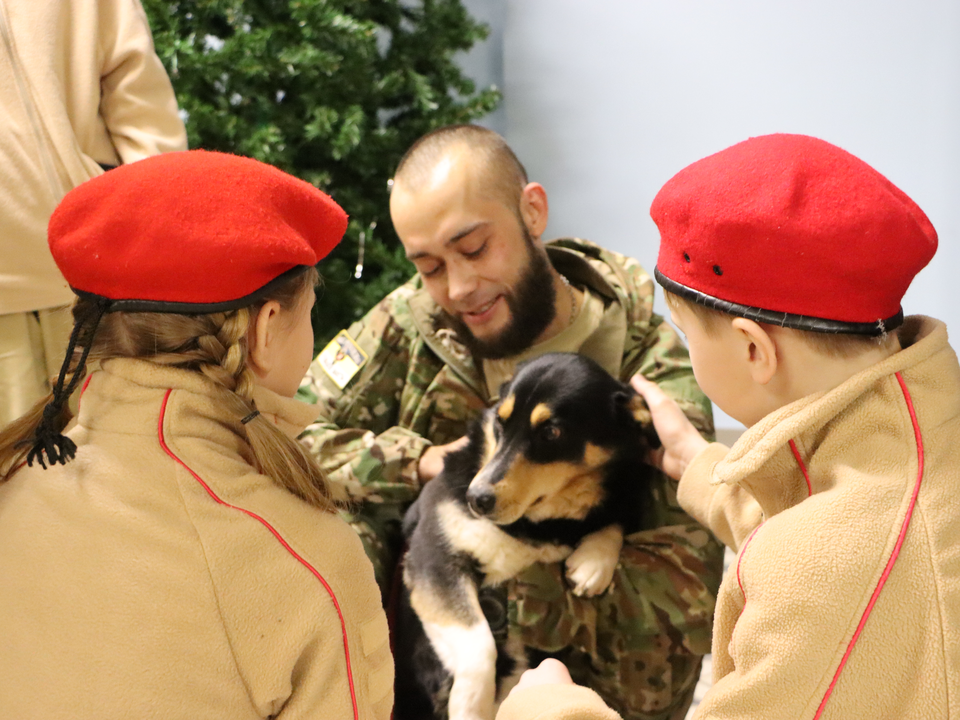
442;231;557;360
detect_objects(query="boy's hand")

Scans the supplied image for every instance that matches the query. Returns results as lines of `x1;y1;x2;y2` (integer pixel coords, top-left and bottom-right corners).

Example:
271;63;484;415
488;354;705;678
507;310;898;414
513;658;574;691
630;374;709;481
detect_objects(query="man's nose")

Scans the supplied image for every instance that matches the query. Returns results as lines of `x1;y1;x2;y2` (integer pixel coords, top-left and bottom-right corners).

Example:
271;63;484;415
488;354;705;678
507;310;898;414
446;259;479;303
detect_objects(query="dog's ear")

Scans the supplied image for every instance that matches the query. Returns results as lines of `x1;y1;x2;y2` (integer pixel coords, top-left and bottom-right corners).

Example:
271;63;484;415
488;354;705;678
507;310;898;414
613;389;651;427
614;389;662;449
401;494;423;539
496;378;513;403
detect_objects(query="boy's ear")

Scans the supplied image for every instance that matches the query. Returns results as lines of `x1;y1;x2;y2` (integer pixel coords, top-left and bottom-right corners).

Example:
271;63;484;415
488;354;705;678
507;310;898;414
731;317;778;385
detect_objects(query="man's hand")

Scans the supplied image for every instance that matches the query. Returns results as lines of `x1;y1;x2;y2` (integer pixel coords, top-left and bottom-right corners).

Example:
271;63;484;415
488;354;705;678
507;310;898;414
630;374;709;481
417;436;469;482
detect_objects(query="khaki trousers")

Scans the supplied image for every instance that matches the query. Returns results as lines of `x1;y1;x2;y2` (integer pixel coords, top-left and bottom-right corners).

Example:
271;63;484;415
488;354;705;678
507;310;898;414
0;306;73;428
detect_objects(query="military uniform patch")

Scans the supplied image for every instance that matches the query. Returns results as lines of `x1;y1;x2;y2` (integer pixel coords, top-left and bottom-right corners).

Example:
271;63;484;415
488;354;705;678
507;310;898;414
318;330;368;389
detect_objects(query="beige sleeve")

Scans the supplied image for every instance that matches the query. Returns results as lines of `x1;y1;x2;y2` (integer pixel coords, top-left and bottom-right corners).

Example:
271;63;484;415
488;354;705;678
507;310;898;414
495;684;623;720
677;443;763;551
97;0;188;161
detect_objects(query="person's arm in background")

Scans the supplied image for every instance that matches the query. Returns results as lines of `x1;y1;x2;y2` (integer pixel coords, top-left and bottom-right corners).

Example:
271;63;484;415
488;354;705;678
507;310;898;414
99;0;187;161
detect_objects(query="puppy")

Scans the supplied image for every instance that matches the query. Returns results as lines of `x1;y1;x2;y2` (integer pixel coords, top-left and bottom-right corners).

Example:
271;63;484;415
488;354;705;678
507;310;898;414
393;352;657;720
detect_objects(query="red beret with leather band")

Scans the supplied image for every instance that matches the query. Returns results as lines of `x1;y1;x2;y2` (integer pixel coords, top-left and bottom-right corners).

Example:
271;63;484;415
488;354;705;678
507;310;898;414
651;134;937;335
48;149;347;312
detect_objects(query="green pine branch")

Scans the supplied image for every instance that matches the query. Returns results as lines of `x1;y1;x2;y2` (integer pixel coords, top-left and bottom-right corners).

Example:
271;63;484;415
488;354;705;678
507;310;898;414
143;0;500;349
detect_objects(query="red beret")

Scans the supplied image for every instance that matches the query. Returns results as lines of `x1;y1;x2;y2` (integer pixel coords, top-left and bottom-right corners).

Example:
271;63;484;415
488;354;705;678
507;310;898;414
651;134;937;334
48;150;347;311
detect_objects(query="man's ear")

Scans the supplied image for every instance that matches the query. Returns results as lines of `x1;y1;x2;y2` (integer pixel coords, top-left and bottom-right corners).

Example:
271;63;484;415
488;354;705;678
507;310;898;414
247;300;283;378
519;182;549;239
731;317;778;385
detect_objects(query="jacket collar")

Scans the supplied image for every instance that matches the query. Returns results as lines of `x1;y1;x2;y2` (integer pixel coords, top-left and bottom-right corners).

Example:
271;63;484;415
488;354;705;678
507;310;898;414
78;358;320;440
711;316;947;510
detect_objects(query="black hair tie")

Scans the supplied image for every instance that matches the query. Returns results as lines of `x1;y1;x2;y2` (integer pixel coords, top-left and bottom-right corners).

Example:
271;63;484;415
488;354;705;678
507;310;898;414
25;297;110;469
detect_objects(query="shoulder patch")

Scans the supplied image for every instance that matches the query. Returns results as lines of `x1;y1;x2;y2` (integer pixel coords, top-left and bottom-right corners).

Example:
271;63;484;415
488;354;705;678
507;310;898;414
317;330;369;389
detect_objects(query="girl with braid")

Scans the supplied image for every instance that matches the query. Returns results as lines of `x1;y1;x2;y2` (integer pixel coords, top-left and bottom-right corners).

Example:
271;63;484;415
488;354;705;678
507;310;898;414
0;151;394;719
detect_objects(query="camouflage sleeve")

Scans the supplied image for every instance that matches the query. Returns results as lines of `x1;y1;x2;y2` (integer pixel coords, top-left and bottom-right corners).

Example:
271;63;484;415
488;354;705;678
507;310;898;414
298;285;436;507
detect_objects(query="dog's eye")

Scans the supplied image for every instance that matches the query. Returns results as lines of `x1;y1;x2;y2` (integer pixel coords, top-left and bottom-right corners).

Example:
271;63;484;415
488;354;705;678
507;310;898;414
542;425;562;442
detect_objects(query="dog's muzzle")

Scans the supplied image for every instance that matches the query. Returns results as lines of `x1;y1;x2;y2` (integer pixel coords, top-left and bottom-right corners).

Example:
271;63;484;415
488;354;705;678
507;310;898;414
466;486;497;518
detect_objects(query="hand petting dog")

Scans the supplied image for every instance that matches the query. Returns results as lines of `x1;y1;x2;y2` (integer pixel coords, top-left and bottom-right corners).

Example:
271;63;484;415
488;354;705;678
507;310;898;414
630;373;708;481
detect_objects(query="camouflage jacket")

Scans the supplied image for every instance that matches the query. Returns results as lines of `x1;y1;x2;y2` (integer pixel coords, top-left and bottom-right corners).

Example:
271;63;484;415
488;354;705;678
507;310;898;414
300;239;723;717
301;237;714;499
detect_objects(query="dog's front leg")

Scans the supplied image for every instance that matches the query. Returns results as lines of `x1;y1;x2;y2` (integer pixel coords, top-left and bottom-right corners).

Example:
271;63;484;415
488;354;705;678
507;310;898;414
565;524;624;596
411;580;497;720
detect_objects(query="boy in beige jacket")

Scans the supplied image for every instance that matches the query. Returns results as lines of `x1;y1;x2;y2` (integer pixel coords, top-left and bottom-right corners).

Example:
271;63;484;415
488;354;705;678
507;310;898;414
496;134;959;720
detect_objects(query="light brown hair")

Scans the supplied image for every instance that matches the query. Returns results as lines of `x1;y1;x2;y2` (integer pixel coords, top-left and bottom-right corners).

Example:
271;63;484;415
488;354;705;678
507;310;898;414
0;268;338;512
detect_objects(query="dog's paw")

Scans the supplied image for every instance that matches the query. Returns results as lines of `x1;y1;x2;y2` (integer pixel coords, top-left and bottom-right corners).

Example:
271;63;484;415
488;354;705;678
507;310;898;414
565;549;617;596
564;526;624;597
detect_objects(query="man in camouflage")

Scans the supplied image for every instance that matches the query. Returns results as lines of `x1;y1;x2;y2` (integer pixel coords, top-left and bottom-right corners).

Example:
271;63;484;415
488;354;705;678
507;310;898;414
299;125;723;720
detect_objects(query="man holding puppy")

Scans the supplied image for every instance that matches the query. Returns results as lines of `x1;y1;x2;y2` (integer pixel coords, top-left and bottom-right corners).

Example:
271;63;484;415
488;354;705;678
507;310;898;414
300;125;721;720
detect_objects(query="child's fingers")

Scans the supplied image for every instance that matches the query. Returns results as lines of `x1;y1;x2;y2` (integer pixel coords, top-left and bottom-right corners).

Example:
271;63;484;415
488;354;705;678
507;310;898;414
515;659;573;690
646;446;666;472
630;373;686;428
630;373;673;410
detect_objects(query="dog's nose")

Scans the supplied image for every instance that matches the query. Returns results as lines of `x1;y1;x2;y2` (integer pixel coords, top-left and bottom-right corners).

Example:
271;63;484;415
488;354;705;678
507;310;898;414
467;488;496;517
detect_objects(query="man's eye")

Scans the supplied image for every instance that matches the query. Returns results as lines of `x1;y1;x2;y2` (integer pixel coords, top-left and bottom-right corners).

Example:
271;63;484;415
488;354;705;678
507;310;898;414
419;262;443;278
462;242;487;259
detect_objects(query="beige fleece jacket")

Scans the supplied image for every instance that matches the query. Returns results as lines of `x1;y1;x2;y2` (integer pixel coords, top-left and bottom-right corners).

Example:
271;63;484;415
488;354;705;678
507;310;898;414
679;315;960;719
0;359;393;719
496;316;960;720
0;0;186;314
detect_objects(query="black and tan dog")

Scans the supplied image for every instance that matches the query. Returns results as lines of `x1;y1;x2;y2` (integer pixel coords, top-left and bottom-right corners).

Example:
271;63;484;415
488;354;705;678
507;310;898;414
393;352;658;720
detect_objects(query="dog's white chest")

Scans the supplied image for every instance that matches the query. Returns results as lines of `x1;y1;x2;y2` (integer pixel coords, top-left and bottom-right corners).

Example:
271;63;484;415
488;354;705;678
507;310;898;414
437;500;572;586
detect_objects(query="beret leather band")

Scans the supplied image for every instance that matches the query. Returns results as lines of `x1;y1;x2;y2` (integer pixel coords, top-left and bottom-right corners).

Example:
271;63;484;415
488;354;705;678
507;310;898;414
71;265;312;315
655;268;904;336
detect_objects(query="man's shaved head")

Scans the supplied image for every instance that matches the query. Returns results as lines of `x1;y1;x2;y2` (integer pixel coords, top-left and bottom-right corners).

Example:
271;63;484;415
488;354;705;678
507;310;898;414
392;125;528;209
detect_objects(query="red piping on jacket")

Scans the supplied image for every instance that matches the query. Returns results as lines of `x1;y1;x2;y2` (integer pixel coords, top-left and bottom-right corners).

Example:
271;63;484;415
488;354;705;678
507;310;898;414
80;374;93;400
812;371;925;718
156;389;360;720
739;440;813;610
737;524;763;611
789;439;813;497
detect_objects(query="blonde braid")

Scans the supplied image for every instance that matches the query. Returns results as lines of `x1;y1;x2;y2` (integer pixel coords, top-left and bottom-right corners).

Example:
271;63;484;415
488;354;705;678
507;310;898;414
194;308;256;399
196;308;337;512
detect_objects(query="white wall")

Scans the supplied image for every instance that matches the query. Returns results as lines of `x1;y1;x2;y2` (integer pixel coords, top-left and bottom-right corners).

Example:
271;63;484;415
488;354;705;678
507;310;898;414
464;0;960;430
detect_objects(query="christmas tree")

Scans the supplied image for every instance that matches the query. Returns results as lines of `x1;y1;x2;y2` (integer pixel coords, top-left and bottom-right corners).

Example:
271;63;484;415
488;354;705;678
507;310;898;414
142;0;500;347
